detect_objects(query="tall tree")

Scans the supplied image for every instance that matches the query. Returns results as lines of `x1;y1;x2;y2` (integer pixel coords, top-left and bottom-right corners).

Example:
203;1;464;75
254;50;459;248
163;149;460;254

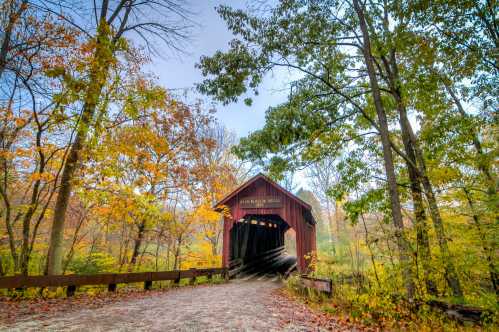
197;0;419;298
45;0;192;275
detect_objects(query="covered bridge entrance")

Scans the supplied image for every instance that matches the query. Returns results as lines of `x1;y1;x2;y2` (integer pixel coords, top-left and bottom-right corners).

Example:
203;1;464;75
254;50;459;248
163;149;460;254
214;174;316;276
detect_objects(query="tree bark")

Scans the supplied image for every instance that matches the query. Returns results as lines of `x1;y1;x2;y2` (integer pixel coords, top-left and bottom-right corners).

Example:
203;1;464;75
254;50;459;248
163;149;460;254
20;139;45;275
46;21;112;275
0;186;18;272
444;83;497;200
392;89;463;297
352;0;415;300
380;56;437;295
0;0;28;80
129;220;147;271
463;187;498;296
376;30;463;296
405;137;437;294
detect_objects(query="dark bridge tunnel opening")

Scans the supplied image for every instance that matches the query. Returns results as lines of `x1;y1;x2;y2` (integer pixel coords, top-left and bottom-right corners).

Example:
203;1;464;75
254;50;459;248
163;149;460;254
229;215;297;277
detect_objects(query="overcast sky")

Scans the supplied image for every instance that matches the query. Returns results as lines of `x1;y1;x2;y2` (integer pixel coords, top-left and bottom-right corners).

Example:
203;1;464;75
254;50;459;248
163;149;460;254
148;0;292;137
147;1;309;190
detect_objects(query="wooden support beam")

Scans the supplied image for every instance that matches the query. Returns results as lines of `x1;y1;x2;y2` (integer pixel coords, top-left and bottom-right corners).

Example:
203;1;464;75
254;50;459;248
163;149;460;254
189;269;196;285
108;283;117;292
173;275;180;284
144;280;152;290
66;285;76;297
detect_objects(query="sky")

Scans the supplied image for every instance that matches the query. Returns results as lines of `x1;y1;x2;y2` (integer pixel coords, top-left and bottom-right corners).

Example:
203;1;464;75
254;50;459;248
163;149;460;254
147;1;311;190
149;0;290;137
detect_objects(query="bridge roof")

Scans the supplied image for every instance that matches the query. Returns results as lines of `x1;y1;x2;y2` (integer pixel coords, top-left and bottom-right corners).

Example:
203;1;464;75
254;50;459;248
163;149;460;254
214;173;312;211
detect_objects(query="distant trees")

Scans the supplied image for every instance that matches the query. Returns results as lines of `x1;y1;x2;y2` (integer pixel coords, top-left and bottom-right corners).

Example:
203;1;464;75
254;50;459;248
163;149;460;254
307;157;343;242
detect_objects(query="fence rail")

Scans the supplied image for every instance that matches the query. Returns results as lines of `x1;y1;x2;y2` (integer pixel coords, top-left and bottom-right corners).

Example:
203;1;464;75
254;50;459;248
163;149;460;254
0;267;227;296
299;275;333;296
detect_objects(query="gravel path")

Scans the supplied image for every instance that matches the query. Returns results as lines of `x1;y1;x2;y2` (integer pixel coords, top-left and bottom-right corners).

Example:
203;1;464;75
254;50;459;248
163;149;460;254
1;278;354;331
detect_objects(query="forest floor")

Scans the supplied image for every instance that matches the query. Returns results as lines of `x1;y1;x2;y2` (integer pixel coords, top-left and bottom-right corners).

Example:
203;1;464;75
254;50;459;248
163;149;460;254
0;278;363;331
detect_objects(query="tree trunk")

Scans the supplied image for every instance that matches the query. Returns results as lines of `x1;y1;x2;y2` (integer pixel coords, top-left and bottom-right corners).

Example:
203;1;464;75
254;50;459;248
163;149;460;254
173;236;182;270
361;214;381;287
0;0;28;80
20;176;42;275
404;152;437;295
0;188;18;272
378;39;463;296
381;56;437;295
0;255;4;276
463;187;498;296
129;220;146;271
445;83;497;201
334;200;341;236
46;22;112;275
352;0;416;300
323;198;333;243
395;98;463;297
155;229;163;272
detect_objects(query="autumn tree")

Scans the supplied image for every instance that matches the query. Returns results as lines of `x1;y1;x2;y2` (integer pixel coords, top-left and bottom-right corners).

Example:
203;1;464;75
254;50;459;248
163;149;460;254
83;92;216;271
43;0;193;275
0;0;78;275
188;123;243;257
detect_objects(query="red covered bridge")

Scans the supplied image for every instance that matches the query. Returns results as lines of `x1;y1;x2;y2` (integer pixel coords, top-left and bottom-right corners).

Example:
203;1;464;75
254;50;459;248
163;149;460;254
214;173;316;276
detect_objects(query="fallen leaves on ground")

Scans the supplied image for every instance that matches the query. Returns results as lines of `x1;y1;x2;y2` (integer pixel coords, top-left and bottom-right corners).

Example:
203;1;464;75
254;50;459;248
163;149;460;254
0;286;181;325
267;288;377;331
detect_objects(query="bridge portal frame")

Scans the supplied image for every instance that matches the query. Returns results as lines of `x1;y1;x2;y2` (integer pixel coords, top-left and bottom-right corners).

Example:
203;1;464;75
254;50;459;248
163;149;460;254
214;173;316;272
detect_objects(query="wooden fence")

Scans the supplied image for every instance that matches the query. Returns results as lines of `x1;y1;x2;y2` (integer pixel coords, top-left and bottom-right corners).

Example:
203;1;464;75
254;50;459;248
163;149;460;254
0;267;227;296
299;275;333;296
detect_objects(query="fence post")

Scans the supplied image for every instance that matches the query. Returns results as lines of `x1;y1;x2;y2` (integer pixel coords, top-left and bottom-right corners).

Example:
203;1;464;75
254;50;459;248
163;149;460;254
189;268;197;285
108;283;117;292
66;285;76;297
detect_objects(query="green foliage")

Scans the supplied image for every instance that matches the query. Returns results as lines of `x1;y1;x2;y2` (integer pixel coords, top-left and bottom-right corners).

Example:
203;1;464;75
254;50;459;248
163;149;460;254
198;0;498;313
290;248;499;330
67;252;117;275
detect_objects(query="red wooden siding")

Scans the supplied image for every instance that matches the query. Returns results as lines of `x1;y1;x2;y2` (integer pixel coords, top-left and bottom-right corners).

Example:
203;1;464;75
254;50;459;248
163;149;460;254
216;174;316;272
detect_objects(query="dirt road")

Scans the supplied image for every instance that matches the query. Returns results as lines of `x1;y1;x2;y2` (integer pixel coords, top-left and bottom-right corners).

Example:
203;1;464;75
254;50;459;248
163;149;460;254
2;278;354;331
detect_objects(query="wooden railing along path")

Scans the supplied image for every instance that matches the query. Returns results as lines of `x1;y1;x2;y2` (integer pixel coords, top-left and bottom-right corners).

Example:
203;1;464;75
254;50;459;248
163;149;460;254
0;267;227;296
299;275;333;296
